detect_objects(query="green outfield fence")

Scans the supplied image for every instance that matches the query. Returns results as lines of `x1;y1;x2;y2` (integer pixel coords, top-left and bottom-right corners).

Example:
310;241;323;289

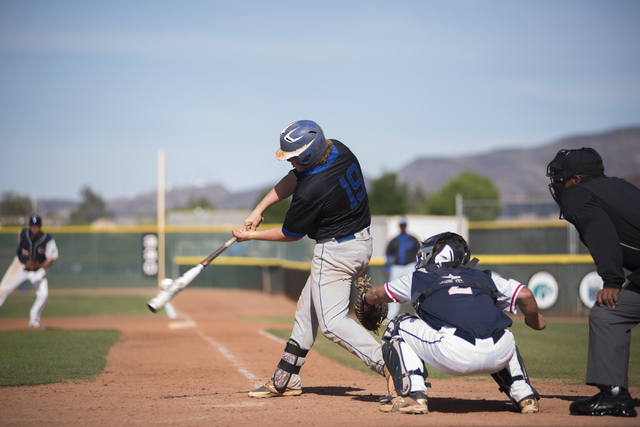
0;219;605;316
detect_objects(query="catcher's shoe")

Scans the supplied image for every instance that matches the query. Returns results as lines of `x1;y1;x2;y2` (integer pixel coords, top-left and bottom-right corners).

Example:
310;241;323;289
569;389;637;417
517;395;539;414
248;379;302;398
379;391;429;414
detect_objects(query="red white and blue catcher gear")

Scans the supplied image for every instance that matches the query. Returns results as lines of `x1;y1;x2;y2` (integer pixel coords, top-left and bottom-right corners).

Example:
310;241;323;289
382;253;535;407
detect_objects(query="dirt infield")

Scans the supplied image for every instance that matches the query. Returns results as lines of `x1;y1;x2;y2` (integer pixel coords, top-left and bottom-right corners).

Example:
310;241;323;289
1;288;638;427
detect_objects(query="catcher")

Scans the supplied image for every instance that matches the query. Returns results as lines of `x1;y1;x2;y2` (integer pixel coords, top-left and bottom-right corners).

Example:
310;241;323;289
355;232;546;414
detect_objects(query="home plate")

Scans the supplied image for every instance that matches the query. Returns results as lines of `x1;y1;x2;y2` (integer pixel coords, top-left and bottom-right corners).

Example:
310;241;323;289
169;320;196;329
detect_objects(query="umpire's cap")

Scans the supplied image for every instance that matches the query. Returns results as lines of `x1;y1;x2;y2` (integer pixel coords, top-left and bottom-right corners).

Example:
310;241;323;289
546;147;604;183
29;215;42;226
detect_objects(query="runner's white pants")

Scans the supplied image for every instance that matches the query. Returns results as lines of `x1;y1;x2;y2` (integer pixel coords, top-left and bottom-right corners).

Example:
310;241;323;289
0;256;49;327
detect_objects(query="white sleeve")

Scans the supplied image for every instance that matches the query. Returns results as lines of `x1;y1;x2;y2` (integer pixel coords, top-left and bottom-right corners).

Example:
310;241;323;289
383;273;413;304
45;238;59;261
490;271;525;314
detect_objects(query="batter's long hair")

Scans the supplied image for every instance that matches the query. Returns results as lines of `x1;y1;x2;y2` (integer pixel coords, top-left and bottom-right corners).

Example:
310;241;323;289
314;139;334;166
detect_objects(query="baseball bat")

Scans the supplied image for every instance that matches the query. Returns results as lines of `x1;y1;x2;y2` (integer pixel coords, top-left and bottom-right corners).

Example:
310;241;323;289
147;220;260;313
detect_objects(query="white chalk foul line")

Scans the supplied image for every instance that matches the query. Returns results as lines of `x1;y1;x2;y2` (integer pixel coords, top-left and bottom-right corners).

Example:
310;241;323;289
196;329;261;386
258;329;287;345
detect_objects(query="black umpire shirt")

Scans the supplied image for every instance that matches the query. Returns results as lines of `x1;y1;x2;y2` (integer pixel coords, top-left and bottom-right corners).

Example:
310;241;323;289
282;140;371;241
561;176;640;288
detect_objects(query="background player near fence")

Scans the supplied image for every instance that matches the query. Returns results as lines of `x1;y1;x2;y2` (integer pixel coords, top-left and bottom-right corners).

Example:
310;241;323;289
547;147;640;417
0;215;59;329
361;232;545;414
384;217;421;320
232;120;385;398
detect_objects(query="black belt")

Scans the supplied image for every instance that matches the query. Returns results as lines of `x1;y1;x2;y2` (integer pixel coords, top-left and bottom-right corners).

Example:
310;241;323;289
318;227;370;244
454;329;505;346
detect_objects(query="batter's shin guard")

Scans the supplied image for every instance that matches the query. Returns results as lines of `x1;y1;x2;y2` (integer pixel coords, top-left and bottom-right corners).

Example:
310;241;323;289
273;339;308;392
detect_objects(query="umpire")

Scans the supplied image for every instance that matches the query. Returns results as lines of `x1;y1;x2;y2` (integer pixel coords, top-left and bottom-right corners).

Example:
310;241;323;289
547;147;640;417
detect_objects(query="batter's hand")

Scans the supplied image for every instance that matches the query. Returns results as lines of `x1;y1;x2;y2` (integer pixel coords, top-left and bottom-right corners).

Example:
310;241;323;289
597;287;620;308
232;218;262;242
244;212;264;230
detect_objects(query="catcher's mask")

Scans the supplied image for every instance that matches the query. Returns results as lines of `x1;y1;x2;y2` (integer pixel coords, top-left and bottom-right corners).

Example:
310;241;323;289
546;147;604;215
275;120;329;168
415;232;470;269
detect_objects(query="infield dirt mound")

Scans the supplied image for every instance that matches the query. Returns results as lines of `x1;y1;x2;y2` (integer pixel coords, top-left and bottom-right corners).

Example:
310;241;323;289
0;288;637;426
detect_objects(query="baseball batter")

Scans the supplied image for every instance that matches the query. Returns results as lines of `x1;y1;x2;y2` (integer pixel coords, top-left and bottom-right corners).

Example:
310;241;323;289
232;120;385;398
0;215;59;329
363;232;545;414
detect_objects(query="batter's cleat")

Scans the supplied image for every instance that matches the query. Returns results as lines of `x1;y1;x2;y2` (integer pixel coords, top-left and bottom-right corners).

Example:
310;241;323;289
378;391;429;414
517;395;539;413
569;388;637;417
247;379;302;398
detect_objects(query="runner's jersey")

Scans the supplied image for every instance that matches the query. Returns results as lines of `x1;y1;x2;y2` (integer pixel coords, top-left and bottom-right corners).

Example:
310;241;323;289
17;228;58;264
282;140;371;240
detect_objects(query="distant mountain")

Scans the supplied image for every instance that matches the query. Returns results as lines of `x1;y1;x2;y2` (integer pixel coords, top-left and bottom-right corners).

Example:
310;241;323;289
397;126;640;200
106;184;265;217
34;126;640;220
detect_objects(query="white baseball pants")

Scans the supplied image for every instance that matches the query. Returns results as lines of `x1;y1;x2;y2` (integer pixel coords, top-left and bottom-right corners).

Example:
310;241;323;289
0;256;49;327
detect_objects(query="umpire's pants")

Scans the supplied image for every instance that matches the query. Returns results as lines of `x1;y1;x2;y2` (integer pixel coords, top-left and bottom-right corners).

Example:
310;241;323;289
586;282;640;389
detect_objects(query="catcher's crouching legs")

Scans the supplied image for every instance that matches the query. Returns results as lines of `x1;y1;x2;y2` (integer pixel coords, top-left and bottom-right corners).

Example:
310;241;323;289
379;314;429;414
248;339;308;398
491;346;540;413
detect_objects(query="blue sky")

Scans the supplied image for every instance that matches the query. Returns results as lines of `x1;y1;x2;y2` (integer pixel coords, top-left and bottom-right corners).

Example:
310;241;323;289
1;0;639;202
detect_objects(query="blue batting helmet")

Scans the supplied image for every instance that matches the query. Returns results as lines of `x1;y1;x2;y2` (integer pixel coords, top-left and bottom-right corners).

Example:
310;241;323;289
275;120;329;168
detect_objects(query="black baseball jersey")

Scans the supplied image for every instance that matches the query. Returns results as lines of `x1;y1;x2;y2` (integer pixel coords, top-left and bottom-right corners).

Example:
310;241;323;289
17;228;54;264
282;140;371;241
561;176;640;288
411;266;513;340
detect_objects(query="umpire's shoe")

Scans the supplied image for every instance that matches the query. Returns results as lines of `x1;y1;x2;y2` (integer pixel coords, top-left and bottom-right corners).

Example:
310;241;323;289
248;379;302;398
378;391;429;414
570;386;637;417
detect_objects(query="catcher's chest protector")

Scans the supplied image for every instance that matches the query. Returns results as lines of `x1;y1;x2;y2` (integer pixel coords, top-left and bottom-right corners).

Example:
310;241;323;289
411;267;512;338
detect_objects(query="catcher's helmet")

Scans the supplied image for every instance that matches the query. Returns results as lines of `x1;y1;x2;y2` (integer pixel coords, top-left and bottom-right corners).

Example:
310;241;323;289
415;232;470;269
275;120;329;167
546;147;604;207
29;215;42;226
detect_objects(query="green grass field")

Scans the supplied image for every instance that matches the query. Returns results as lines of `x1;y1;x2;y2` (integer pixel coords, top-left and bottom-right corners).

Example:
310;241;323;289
0;329;119;386
1;294;638;387
0;294;163;318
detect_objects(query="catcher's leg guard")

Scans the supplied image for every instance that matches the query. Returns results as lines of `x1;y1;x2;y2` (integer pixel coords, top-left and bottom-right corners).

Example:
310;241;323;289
491;346;539;412
273;339;308;392
381;313;428;397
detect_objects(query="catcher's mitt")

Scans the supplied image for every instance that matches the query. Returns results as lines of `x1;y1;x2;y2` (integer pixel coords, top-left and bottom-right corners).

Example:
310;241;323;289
354;274;388;335
23;259;40;271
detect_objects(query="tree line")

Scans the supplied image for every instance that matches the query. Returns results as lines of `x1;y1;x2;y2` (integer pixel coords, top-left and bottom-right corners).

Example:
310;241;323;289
260;170;500;223
1;170;500;225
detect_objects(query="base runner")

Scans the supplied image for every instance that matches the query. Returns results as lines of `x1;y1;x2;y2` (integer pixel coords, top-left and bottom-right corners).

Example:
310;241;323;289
0;215;59;329
232;120;385;398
